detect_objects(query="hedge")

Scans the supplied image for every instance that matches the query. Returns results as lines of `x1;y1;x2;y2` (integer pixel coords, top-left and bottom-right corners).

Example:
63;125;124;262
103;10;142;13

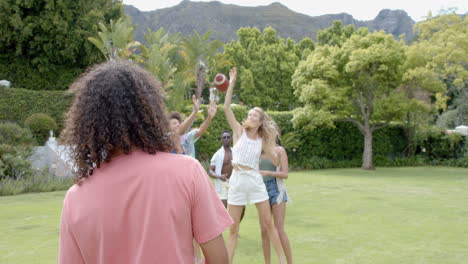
0;87;73;132
0;57;83;91
194;107;407;163
1;88;465;169
194;106;466;168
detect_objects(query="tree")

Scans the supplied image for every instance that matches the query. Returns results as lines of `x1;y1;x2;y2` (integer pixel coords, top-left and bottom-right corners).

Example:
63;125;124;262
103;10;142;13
88;16;141;61
400;48;446;155
181;31;224;99
142;28;187;111
292;30;422;169
223;27;304;110
0;0;123;90
296;37;315;59
412;13;468;128
317;20;355;47
142;28;180;88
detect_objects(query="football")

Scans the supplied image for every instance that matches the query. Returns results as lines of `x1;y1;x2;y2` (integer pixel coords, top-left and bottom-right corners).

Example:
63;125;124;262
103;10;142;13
213;73;229;92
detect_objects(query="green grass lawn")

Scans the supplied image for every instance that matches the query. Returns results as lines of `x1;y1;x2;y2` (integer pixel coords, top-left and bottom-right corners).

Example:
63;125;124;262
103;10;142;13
1;167;468;264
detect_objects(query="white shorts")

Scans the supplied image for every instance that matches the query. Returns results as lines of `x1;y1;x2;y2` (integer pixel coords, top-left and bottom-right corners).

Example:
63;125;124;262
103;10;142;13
227;170;269;206
216;180;229;200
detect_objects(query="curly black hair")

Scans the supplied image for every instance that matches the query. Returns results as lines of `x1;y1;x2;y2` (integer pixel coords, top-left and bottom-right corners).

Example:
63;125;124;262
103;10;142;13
168;112;183;123
61;61;173;182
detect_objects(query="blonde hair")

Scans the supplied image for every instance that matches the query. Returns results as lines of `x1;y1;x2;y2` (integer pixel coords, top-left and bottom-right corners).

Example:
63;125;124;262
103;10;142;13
243;107;278;158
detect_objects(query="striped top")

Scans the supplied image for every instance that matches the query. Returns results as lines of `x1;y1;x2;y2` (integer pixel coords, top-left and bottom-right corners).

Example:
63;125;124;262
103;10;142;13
232;130;262;170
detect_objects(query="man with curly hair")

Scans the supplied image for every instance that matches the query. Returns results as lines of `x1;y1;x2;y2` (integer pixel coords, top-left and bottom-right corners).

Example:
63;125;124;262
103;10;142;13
59;61;232;264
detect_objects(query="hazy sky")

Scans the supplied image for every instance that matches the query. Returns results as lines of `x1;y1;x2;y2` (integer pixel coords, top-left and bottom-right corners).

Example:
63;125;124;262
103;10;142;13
123;0;466;21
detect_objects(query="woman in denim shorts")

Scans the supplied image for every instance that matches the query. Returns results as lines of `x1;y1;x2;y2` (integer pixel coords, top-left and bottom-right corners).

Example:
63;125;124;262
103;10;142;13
259;140;293;264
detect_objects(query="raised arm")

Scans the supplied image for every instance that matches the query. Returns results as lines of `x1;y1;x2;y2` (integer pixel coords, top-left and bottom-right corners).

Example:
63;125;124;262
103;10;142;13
176;95;200;136
195;100;217;139
223;67;242;141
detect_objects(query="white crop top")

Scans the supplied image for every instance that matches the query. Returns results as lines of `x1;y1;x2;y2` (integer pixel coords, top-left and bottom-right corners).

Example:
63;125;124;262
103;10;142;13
232;130;262;170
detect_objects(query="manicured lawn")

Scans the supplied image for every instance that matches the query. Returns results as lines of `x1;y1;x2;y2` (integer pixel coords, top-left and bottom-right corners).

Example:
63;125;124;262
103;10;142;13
1;167;468;263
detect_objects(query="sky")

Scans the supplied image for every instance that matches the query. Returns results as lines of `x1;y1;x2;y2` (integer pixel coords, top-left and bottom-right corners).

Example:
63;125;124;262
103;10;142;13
123;0;467;21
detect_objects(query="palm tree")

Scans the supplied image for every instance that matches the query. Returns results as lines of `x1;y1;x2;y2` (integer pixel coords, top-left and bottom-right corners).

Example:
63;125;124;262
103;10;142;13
142;28;189;111
88;16;141;61
181;31;224;99
143;28;181;89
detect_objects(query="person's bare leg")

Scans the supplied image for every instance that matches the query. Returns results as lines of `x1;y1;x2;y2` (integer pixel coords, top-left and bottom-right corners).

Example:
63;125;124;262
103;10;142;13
256;200;286;264
227;205;244;264
259;211;271;264
272;203;293;264
193;240;203;264
240;206;246;222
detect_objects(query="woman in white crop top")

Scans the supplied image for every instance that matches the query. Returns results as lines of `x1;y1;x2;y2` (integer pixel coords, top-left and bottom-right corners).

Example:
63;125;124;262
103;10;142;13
223;67;286;264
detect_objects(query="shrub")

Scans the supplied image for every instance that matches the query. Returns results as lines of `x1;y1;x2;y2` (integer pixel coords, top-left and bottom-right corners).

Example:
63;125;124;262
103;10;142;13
0;169;73;196
0;122;36;147
419;128;466;159
0;123;36;179
0;86;73;133
24;113;57;145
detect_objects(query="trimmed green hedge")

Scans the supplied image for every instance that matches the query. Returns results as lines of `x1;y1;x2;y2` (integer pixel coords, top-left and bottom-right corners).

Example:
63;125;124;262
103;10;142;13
194;107;467;169
0;87;73;132
0;57;83;91
1;88;465;169
193;107;407;163
0;122;36;180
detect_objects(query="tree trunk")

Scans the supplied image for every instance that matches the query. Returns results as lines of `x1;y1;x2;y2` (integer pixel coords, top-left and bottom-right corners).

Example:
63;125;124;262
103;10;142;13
362;127;375;170
404;112;416;157
196;64;205;99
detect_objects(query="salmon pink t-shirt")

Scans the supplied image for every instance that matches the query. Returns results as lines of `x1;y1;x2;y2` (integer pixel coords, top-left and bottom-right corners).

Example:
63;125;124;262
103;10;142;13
59;151;233;264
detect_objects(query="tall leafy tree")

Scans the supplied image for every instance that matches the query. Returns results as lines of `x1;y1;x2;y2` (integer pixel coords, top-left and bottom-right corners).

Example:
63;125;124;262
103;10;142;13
296;37;315;59
142;28;187;111
0;0;123;66
88;16;141;61
0;0;123;89
292;30;425;169
317;20;356;47
224;27;304;110
411;13;468;128
143;28;181;89
181;31;224;99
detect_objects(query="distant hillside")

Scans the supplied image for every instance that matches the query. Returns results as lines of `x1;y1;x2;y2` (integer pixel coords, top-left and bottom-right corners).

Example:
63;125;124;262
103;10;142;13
125;0;415;43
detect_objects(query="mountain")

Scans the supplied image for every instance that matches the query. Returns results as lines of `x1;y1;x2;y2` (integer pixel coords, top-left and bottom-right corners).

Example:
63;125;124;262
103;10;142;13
124;0;415;43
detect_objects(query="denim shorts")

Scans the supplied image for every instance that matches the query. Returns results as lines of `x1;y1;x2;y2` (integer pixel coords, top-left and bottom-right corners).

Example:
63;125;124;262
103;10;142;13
264;178;288;205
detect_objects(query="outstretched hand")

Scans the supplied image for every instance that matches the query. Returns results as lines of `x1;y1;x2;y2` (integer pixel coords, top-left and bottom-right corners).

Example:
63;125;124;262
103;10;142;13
208;100;217;119
229;67;237;86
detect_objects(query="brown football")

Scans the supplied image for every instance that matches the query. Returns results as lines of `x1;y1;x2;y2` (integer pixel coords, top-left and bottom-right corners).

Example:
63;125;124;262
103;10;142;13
214;73;229;92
